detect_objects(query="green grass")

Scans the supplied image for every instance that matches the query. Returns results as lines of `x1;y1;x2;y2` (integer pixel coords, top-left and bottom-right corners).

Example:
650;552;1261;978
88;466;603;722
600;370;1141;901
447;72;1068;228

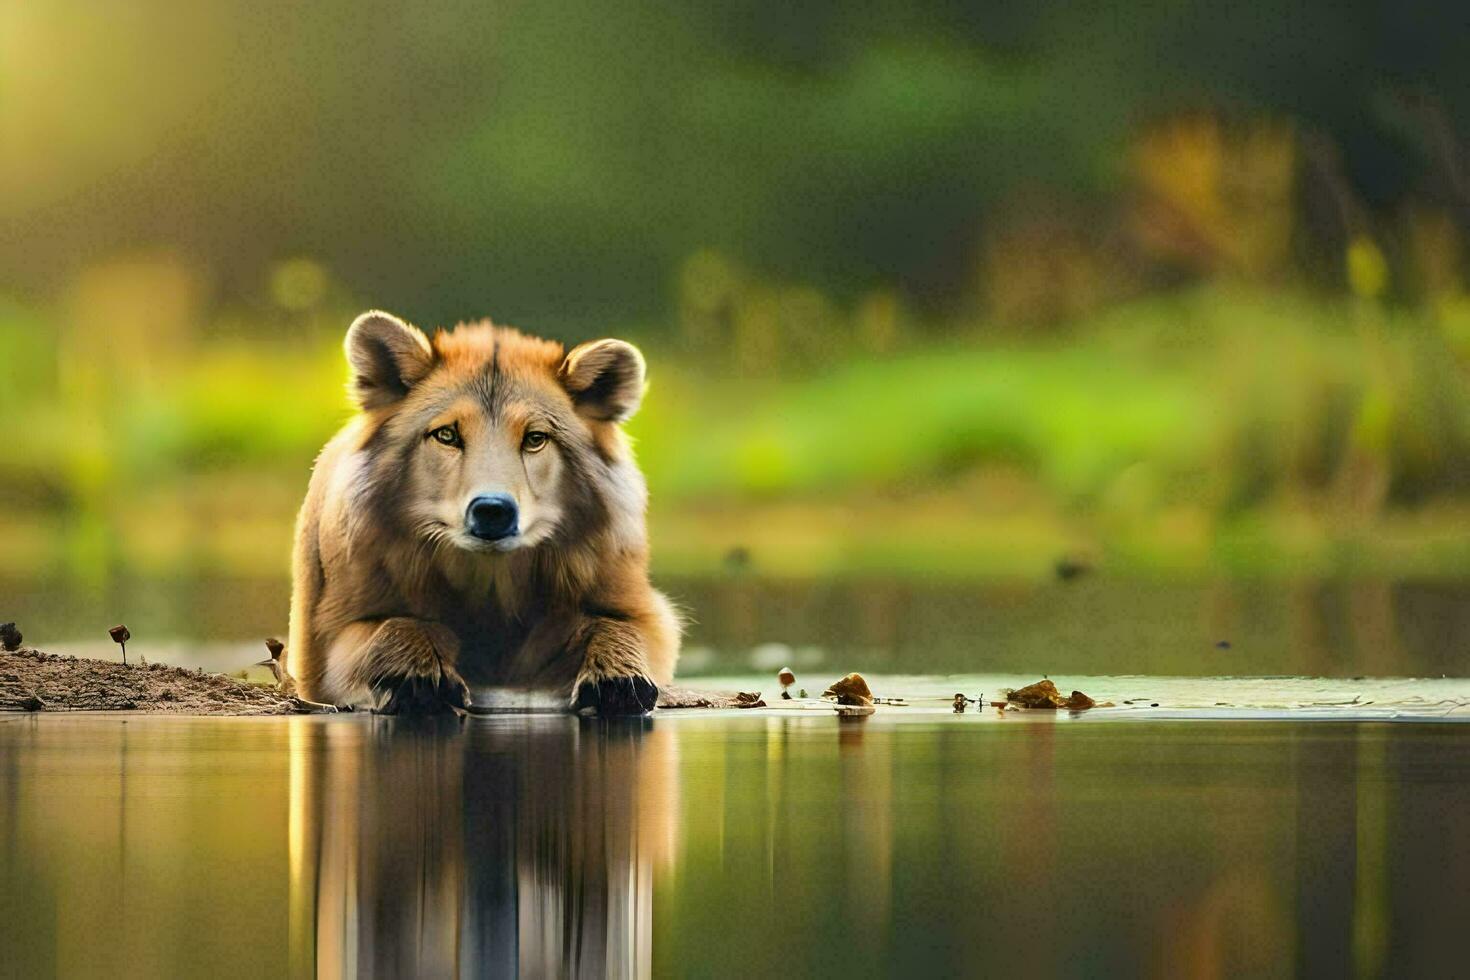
633;287;1470;512
634;340;1210;501
2;286;1468;581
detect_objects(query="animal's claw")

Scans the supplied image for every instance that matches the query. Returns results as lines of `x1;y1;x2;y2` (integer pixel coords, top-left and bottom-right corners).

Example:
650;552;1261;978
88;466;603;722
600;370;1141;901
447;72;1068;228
371;667;471;716
574;674;659;716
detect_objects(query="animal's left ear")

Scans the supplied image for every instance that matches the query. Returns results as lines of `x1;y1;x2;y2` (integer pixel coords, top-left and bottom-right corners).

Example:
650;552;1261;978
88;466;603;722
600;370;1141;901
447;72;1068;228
559;339;646;422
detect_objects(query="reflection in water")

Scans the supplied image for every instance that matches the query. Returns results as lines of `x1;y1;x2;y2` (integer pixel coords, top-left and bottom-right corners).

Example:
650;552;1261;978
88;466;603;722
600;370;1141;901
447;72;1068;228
2;715;1469;977
290;717;678;978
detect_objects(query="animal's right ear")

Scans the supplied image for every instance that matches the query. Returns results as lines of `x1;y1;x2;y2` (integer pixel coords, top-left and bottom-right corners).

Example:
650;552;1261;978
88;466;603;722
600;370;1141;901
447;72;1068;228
345;311;434;410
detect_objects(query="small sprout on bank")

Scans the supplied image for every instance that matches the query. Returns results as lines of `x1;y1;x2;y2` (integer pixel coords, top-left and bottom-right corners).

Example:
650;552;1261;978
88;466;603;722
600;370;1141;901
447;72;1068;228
0;622;22;652
798;688;807;699
255;638;295;694
108;625;131;665
778;666;796;699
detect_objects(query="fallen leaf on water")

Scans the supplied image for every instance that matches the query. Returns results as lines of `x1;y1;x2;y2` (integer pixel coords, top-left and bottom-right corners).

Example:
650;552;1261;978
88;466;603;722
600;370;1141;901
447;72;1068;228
1006;679;1108;710
734;691;766;708
822;673;873;707
1006;679;1067;708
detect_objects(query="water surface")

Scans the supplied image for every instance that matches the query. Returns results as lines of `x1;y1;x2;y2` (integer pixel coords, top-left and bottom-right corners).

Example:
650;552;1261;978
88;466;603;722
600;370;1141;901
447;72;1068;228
6;572;1469;976
9;575;1470;679
3;711;1467;977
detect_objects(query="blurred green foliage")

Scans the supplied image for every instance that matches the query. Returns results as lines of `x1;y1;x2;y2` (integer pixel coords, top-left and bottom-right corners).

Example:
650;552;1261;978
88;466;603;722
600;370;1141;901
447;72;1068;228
3;0;1470;595
3;285;1468;584
6;1;1470;324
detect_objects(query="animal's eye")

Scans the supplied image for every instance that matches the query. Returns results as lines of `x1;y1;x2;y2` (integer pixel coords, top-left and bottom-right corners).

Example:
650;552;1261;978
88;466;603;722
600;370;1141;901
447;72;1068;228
430;424;461;447
522;430;549;452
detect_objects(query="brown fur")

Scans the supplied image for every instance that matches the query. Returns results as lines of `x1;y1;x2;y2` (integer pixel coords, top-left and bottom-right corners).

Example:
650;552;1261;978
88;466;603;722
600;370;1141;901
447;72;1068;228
288;311;680;712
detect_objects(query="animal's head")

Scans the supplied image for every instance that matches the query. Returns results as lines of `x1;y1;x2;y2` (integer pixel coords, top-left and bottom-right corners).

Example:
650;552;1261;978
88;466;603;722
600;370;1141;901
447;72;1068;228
345;310;647;554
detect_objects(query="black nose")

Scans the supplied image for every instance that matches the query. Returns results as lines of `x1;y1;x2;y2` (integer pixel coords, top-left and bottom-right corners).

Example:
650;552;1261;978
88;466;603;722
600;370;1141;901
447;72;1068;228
466;494;519;540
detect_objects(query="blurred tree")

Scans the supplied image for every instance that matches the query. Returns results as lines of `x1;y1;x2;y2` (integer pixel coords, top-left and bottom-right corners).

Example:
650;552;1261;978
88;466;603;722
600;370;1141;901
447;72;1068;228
4;0;1470;328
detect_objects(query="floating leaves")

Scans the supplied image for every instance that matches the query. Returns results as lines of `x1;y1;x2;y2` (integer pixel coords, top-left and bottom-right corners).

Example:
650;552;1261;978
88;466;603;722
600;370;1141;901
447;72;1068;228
1005;679;1107;710
822;673;874;707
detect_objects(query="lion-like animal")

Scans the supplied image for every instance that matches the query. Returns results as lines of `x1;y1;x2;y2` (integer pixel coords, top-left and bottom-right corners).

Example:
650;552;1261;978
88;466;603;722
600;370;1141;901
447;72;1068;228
288;311;679;714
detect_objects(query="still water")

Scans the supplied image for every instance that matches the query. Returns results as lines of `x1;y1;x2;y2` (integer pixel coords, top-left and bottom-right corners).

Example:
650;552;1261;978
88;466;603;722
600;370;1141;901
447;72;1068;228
3;710;1468;977
8;575;1470;678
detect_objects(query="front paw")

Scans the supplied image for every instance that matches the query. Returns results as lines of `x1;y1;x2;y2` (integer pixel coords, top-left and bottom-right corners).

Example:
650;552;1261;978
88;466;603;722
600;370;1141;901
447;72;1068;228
371;664;471;715
574;673;659;716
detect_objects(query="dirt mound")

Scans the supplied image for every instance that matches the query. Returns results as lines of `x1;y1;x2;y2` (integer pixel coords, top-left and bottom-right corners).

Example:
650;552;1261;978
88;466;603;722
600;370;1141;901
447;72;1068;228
656;687;761;709
0;647;321;715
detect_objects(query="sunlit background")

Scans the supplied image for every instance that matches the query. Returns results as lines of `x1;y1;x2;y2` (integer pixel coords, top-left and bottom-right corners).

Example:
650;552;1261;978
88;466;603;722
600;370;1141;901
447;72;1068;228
3;1;1469;675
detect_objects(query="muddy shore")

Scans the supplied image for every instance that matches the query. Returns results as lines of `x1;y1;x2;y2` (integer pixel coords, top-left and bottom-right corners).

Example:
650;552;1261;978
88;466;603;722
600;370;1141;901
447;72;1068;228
0;644;754;716
0;647;317;715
